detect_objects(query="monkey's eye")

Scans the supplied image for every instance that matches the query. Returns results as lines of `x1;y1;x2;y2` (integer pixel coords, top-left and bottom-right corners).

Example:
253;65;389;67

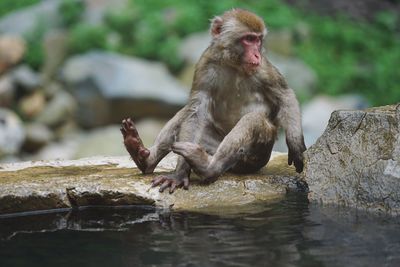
244;35;257;42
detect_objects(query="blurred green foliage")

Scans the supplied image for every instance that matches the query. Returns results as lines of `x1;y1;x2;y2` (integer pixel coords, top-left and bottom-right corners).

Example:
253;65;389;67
68;23;109;53
298;12;400;105
24;19;46;70
0;0;39;17
59;0;83;27
1;0;399;105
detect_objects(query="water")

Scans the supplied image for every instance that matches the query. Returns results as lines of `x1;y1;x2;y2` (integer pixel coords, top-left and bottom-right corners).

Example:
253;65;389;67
0;194;399;267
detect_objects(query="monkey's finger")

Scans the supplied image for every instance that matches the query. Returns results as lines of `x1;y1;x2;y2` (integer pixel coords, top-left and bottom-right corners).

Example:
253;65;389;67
169;182;179;194
123;118;138;135
295;160;304;173
120;127;126;138
151;176;166;187
288;153;293;165
159;180;171;193
183;178;189;190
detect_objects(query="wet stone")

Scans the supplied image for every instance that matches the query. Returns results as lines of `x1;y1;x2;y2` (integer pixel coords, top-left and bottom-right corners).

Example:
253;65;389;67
0;153;304;215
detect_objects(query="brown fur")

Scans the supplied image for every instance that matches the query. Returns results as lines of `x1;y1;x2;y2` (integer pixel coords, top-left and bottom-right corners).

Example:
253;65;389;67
121;10;305;193
224;9;265;32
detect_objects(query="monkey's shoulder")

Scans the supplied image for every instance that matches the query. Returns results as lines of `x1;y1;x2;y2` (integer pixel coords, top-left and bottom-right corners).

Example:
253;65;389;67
258;58;288;89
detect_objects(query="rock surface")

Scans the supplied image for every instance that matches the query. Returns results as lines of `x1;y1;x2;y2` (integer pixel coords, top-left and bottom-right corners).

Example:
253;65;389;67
304;104;400;215
0;153;306;215
0;108;25;157
301;94;369;148
0;0;62;36
0;36;26;74
61;52;188;127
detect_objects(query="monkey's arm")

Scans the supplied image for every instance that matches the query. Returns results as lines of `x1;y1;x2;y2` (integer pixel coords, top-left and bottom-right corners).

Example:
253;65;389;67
278;88;306;173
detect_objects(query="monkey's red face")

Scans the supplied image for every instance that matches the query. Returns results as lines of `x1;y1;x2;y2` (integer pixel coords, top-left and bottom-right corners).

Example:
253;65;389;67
241;33;263;70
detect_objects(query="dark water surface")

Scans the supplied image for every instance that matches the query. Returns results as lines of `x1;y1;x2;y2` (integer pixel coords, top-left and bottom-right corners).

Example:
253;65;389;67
0;194;399;267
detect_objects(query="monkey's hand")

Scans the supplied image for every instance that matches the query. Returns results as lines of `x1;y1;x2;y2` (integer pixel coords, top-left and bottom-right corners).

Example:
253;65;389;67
287;139;306;173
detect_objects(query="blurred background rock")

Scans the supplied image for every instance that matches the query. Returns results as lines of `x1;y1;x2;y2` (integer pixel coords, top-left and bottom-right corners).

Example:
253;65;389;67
0;0;398;163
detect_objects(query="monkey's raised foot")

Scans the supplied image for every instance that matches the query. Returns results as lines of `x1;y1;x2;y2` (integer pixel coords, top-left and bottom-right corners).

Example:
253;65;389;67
120;118;150;173
151;174;189;194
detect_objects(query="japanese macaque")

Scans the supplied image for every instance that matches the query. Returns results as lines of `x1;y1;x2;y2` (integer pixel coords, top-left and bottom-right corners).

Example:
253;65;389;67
121;9;306;193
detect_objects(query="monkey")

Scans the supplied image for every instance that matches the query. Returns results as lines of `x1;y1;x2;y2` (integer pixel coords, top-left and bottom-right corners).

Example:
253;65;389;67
120;9;306;193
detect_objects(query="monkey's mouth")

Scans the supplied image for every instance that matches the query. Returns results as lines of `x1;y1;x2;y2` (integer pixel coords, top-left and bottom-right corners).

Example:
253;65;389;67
244;62;260;68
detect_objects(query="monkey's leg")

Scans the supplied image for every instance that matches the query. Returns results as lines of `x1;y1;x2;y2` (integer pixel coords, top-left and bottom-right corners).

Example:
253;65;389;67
172;112;276;182
152;115;222;193
121;107;188;174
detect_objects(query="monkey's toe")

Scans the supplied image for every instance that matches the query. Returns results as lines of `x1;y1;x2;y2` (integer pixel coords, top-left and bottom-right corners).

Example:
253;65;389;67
151;174;189;194
121;118;138;136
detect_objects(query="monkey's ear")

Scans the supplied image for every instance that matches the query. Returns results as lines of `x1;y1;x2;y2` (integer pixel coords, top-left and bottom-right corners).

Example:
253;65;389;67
210;16;223;37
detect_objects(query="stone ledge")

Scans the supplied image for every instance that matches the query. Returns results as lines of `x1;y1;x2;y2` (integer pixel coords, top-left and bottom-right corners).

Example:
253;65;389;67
0;152;305;216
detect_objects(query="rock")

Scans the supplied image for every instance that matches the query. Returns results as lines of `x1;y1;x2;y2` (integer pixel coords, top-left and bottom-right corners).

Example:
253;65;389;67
11;64;41;90
268;52;316;97
43;81;63;99
0;152;307;215
0;75;15;107
18;91;46;119
34;119;165;160
35;90;77;127
41;30;68;84
0;108;25;157
53;119;80;140
22;123;54;153
0;35;26;74
304;105;400;215
61;51;188;128
83;0;128;25
0;0;62;36
33;133;83;161
74;119;166;159
179;32;210;65
134;118;166;147
266;29;294;57
73;125;128;159
302;95;369;148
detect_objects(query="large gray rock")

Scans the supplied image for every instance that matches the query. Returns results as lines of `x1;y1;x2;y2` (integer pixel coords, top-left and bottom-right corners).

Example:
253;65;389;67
0;0;62;36
0;153;306;215
304;105;400;215
61;52;188;127
0;108;25;157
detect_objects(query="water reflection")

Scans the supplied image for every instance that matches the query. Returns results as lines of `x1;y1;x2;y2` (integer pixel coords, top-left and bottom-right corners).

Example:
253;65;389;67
0;194;399;267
